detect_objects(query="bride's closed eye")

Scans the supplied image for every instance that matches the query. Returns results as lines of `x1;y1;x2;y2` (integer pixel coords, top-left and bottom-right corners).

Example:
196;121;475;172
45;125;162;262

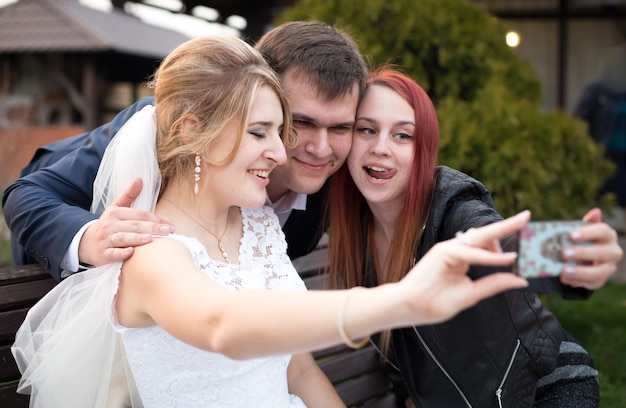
248;130;267;139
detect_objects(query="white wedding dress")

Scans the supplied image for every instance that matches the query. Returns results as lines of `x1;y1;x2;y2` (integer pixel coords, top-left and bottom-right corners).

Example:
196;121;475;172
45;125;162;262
12;106;308;408
114;206;308;408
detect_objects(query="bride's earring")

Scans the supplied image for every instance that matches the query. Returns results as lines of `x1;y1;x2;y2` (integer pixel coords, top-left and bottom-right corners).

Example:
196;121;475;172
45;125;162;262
194;154;201;195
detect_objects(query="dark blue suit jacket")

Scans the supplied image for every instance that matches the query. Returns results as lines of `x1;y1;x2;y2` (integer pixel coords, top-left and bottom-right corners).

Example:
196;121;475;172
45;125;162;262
3;96;327;281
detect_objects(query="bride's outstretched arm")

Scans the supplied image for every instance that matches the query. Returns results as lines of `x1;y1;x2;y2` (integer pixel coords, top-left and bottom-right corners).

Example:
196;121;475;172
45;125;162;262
116;211;530;360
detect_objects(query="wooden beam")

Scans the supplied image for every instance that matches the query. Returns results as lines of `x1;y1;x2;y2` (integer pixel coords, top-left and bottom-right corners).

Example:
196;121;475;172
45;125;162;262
52;70;86;121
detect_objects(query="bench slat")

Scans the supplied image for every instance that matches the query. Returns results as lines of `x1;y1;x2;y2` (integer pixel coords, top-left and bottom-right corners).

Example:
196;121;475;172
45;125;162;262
302;273;327;290
0;279;56;312
318;345;380;384
0;264;51;284
0;382;29;407
335;370;395;407
0;308;29;345
362;393;398;408
0;344;20;383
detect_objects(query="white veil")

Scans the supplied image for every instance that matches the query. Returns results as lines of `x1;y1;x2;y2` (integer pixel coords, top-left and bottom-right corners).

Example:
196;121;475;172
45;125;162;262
11;105;160;408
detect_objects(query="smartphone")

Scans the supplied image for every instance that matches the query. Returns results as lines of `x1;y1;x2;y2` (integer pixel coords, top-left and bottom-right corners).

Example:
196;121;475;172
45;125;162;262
515;220;589;278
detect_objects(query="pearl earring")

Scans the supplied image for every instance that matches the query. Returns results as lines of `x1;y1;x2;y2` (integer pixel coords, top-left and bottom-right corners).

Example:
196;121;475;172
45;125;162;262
194;155;201;195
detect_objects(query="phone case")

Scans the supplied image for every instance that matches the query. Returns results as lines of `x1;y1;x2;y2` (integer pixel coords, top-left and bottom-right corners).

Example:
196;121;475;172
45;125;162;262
515;220;587;278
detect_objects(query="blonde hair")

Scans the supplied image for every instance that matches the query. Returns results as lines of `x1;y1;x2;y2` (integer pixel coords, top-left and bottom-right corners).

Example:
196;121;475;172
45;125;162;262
147;36;295;195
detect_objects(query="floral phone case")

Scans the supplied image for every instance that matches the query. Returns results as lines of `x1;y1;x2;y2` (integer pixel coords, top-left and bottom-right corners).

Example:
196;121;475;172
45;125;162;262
515;220;588;278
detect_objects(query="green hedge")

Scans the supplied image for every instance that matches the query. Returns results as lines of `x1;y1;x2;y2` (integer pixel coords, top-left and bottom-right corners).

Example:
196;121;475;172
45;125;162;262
437;83;614;219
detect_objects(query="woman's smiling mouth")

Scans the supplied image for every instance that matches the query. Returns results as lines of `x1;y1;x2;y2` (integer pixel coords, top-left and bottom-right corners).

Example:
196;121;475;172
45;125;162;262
365;166;396;180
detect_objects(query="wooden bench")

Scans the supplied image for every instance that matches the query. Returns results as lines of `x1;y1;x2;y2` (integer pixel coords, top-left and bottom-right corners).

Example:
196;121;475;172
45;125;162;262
0;253;397;407
292;249;397;408
0;264;57;407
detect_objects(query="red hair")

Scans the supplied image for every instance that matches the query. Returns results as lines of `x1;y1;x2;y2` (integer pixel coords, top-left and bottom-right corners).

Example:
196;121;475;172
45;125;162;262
327;68;440;289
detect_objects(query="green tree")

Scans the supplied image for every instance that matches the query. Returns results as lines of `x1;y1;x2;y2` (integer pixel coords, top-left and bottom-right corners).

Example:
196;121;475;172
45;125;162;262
278;0;615;218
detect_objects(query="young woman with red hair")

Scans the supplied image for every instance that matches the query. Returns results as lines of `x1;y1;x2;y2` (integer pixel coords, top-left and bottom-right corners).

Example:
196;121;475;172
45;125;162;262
327;68;616;407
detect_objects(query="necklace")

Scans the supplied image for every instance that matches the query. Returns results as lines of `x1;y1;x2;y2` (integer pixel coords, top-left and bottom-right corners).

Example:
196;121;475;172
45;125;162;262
161;198;232;264
202;222;232;264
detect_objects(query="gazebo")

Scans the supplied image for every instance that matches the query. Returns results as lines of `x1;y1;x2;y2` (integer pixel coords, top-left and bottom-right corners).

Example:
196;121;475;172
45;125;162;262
0;0;191;129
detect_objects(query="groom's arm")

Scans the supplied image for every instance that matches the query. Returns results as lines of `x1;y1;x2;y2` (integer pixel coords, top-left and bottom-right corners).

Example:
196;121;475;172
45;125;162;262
2;97;156;281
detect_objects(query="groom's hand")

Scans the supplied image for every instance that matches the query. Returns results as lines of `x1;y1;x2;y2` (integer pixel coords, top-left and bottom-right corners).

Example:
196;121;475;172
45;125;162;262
78;177;175;267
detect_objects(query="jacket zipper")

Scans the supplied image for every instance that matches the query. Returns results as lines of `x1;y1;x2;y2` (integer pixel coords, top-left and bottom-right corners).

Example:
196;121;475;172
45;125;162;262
412;326;472;407
496;339;521;408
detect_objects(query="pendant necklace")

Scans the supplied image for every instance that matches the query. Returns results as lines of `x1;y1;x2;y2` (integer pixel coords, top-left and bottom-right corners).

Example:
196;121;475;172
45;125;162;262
161;198;232;264
201;220;232;264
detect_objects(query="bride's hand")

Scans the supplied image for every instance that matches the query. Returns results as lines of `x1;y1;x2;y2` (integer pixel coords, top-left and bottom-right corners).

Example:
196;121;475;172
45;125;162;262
399;210;531;326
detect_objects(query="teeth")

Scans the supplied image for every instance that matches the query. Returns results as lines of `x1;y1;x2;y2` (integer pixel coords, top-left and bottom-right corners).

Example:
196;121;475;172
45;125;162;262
250;170;270;178
367;166;388;172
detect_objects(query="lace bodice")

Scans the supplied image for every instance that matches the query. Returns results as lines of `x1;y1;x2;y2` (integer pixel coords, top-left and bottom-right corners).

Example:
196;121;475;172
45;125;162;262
113;206;308;407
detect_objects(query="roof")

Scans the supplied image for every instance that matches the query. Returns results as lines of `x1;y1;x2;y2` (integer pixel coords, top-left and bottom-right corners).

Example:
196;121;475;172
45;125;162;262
0;0;191;58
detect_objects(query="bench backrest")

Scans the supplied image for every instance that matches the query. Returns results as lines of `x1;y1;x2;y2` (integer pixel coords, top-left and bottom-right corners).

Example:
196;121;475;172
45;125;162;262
295;251;397;407
0;264;56;407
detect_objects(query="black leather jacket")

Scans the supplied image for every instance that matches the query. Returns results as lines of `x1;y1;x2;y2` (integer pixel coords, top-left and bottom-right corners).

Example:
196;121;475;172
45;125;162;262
366;166;590;408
